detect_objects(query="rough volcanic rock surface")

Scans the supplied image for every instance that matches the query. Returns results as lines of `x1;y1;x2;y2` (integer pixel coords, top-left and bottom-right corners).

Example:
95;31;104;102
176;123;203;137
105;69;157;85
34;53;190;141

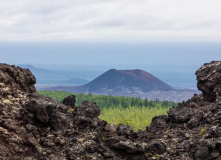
196;61;221;102
0;61;221;160
0;63;36;94
63;95;76;108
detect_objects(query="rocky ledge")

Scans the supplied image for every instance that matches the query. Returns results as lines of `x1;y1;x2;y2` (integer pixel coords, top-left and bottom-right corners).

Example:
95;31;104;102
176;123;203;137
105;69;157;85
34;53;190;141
0;61;221;160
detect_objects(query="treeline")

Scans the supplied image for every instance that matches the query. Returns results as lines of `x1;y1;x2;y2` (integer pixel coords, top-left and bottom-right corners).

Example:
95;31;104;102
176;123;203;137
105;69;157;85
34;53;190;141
37;90;177;109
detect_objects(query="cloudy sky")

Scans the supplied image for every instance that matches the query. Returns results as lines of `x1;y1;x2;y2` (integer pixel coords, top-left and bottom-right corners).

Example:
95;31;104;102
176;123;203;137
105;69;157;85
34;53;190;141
0;0;221;42
0;0;220;74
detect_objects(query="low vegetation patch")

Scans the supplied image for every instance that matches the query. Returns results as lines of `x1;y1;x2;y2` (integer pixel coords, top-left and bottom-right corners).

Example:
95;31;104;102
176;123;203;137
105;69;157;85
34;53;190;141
198;126;207;136
99;105;170;131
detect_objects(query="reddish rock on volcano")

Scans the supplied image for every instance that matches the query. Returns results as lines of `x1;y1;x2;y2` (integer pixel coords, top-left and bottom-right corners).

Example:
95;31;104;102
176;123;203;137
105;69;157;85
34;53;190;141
82;69;174;93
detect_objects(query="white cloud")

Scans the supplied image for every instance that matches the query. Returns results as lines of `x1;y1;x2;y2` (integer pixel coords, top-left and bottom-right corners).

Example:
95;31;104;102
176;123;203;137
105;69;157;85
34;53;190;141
0;0;220;42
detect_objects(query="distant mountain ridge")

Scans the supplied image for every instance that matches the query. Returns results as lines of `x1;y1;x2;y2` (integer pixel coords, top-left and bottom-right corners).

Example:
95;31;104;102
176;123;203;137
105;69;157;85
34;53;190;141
18;64;90;85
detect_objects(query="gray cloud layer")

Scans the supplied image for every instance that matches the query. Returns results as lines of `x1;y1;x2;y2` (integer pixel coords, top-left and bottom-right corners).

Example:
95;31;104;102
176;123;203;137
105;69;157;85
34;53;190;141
0;0;220;42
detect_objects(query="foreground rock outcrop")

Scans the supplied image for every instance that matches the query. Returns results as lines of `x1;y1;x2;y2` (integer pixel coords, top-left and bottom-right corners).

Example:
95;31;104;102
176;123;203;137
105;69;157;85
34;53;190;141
0;61;221;159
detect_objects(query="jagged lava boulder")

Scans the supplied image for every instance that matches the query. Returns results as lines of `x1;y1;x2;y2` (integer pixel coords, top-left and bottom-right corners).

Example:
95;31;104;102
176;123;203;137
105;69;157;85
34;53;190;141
63;95;76;108
0;61;221;160
196;61;221;102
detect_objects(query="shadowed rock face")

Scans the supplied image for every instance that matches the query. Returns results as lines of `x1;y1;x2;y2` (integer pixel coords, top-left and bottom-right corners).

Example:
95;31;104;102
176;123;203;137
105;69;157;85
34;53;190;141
196;61;221;102
0;61;221;159
63;95;76;108
0;63;36;94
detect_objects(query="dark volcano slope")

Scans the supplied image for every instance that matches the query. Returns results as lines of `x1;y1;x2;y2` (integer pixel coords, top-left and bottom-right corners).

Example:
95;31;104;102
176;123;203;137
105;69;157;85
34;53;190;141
82;69;174;92
1;61;221;159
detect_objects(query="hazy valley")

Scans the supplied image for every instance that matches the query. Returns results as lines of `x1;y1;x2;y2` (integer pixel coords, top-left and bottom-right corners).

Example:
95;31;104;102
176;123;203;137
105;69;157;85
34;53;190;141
20;64;200;102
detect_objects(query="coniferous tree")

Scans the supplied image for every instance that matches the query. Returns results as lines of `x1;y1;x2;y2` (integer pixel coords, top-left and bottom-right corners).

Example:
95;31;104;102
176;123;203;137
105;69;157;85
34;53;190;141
144;98;148;107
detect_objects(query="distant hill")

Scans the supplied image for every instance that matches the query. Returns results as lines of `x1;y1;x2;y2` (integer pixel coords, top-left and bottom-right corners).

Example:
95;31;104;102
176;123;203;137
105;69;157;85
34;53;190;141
18;64;90;85
81;69;174;93
39;69;200;102
67;78;90;85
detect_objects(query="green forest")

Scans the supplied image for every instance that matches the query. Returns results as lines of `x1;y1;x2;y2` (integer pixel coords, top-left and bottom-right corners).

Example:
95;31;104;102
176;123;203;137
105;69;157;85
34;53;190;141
38;90;177;131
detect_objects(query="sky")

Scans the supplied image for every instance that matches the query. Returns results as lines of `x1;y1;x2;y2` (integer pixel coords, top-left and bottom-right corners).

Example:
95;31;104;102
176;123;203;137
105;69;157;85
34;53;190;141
0;0;220;68
0;0;221;42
